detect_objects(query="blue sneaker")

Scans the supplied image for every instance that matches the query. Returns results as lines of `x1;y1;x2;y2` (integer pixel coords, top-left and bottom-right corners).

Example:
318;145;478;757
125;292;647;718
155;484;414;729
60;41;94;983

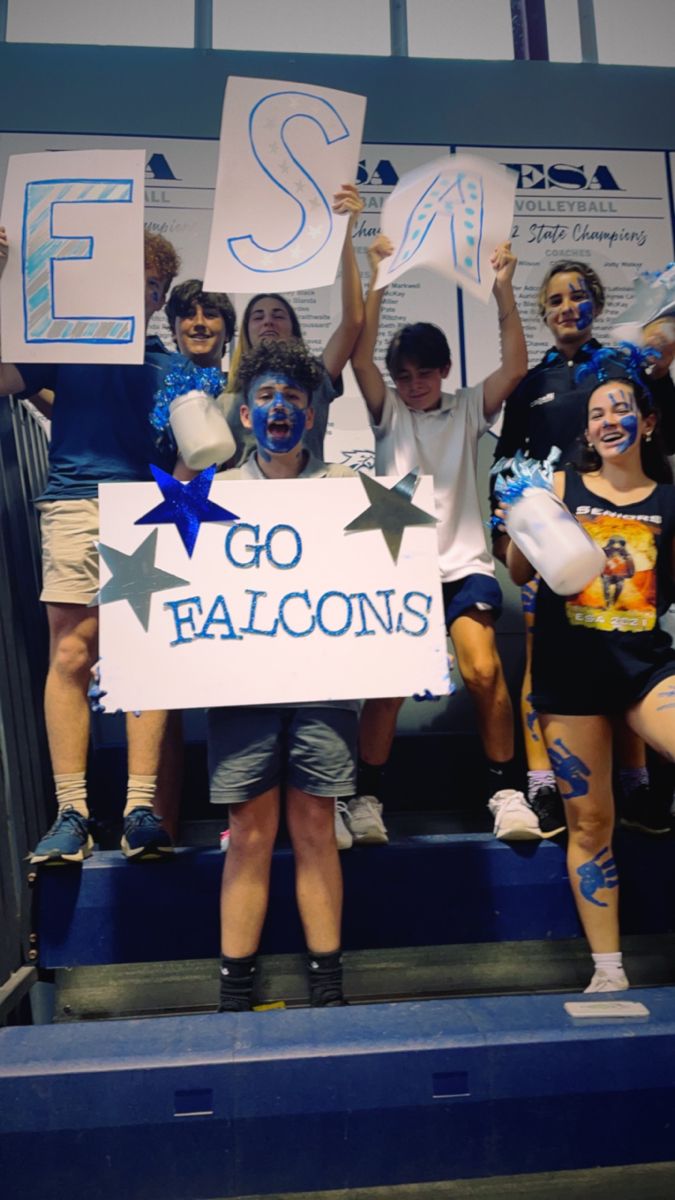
121;807;174;860
30;808;93;865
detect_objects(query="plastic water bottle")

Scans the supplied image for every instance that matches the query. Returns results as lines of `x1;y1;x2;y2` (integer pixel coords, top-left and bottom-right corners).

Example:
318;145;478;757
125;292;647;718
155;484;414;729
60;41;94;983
506;488;605;595
169;390;236;471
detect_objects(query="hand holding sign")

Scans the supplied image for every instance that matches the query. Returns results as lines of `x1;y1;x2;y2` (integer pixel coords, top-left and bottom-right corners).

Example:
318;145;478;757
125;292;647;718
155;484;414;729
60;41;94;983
374;153;516;302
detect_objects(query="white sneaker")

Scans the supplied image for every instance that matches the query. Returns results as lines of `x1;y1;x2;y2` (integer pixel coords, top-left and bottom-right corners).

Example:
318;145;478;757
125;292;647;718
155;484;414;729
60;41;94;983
488;789;541;841
584;968;630;994
347;795;389;845
335;801;353;850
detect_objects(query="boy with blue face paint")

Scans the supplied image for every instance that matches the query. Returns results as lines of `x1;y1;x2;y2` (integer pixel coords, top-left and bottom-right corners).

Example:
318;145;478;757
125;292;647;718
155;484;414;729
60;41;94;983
209;340;357;1012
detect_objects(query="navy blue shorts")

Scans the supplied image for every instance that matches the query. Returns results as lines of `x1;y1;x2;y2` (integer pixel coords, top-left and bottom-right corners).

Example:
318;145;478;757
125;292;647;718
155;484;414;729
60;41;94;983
442;573;503;629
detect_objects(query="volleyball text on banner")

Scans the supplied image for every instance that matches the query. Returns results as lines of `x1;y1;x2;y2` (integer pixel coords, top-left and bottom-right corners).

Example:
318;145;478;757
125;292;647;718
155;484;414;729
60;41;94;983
203;77;366;294
375;153;517;302
0;148;146;364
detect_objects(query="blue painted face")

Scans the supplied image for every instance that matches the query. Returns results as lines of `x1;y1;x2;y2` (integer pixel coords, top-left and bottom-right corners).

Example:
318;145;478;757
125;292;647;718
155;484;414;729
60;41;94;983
591;384;640;456
247;373;308;456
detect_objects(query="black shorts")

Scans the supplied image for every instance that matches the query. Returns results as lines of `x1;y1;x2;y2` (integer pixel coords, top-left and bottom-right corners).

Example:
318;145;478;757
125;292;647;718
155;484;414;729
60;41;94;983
532;657;675;716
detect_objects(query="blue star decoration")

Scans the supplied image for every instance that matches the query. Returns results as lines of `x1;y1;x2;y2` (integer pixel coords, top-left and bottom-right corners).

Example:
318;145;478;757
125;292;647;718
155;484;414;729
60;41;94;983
344;470;437;563
135;464;239;556
92;530;191;631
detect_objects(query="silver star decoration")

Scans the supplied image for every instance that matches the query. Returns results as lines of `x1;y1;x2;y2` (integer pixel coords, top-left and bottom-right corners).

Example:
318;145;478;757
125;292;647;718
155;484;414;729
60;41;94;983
92;530;190;631
344;470;437;563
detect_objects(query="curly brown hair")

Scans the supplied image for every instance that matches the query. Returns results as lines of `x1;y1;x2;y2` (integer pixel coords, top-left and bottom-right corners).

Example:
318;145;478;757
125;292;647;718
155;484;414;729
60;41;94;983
144;229;181;296
237;340;324;404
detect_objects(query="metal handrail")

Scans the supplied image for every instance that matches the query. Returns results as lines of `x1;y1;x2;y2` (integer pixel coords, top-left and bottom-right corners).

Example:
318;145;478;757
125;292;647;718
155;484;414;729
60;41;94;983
0;397;52;1015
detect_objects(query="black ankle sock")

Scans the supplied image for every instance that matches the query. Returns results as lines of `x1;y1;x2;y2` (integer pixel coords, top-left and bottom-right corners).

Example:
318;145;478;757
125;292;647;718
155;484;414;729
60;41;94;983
357;759;386;799
219;952;257;1013
487;758;519;794
306;948;346;1007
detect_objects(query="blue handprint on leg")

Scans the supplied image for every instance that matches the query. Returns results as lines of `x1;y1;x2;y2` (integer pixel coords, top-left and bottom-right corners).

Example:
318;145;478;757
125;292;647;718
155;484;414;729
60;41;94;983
577;846;619;907
548;738;591;799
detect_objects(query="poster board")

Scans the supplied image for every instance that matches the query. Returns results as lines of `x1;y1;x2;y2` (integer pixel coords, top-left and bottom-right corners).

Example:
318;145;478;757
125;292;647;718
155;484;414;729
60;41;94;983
0;148;146;364
97;474;450;712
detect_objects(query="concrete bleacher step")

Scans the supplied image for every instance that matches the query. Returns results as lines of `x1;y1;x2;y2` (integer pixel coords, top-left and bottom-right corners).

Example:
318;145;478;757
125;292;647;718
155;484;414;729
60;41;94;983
3;989;675;1200
32;830;675;969
48;934;675;1022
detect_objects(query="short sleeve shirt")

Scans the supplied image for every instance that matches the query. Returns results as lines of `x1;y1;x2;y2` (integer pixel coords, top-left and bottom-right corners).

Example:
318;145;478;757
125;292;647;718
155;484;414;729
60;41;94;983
371;384;496;583
18;336;181;501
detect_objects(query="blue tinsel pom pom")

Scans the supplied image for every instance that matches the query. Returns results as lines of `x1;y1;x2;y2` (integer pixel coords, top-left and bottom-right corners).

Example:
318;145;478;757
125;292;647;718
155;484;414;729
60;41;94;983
150;364;226;444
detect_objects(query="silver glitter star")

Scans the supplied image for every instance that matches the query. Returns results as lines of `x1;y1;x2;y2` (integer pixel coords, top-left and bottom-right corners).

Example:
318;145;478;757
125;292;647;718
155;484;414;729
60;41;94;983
93;530;190;631
344;471;437;563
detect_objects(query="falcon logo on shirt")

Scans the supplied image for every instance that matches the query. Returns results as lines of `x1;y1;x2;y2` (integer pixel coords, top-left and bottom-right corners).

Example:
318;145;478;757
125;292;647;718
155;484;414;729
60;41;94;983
531;392;555;407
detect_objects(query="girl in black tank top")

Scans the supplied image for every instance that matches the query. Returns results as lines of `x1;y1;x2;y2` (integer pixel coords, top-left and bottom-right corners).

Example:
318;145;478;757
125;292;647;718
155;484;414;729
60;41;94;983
503;346;675;995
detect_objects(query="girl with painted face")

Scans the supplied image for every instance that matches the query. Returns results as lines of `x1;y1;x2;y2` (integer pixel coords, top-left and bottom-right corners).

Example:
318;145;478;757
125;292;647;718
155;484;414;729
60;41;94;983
225;184;365;462
493;262;675;842
502;345;675;994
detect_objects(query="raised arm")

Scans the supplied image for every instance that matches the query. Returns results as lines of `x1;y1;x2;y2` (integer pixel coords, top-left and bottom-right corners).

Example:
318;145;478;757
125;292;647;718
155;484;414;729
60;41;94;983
0;226;28;396
321;184;365;383
482;242;527;419
350;235;393;424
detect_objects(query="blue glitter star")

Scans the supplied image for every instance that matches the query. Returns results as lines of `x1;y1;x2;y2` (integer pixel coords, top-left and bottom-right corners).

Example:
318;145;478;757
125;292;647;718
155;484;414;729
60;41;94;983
135;465;239;556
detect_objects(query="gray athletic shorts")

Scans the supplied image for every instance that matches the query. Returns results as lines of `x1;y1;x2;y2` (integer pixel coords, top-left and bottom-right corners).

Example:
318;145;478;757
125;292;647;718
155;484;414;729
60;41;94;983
208;705;358;804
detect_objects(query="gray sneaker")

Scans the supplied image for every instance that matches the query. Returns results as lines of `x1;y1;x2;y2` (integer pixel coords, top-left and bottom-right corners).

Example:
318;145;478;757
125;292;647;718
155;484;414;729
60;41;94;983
335;800;353;850
347;795;389;845
488;789;541;841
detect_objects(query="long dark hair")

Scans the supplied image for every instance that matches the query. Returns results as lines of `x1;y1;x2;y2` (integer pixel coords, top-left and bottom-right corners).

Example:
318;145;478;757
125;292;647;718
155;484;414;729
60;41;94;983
227;293;303;393
573;352;673;484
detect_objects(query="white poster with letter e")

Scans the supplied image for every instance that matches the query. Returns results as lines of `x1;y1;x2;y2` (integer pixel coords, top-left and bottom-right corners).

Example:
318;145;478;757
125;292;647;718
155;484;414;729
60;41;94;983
0;148;146;364
97;474;449;712
203;76;366;294
375;153;516;301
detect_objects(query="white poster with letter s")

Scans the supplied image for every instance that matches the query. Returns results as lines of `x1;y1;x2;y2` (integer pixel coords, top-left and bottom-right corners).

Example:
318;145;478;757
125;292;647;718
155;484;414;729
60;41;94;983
203;76;366;294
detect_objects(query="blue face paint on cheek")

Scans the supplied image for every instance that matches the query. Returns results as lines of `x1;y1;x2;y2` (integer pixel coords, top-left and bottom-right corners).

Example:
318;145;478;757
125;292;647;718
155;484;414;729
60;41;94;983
576;299;593;330
617;412;638;452
250;393;307;455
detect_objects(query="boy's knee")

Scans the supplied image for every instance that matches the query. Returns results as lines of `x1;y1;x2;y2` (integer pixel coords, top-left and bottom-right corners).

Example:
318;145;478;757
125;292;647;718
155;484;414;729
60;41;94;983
228;804;276;853
51;633;95;681
290;798;335;852
461;653;501;696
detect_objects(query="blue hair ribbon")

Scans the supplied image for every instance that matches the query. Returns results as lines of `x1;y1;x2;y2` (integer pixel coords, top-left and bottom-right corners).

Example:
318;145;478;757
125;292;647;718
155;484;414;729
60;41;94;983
575;341;659;390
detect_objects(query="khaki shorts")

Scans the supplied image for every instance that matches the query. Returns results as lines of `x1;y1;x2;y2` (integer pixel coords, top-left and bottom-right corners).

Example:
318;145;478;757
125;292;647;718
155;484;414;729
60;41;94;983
38;498;100;605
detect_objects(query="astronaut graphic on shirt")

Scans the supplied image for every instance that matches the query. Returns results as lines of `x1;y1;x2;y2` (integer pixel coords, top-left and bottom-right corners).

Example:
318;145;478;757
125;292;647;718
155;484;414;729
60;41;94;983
565;510;659;634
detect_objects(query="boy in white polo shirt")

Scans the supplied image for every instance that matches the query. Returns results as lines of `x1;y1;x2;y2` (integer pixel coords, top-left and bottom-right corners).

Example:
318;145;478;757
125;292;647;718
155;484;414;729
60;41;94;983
346;235;537;842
